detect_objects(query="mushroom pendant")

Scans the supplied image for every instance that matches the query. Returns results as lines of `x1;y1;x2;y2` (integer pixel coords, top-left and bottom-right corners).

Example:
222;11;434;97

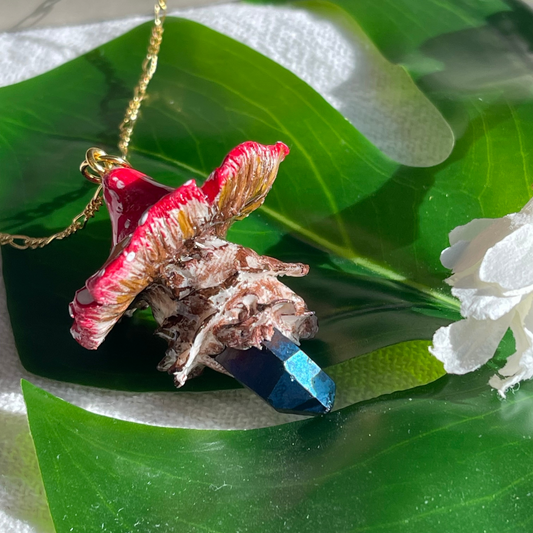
70;142;335;415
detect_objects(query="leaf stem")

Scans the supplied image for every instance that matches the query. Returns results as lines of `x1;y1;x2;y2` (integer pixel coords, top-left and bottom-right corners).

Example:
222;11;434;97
260;205;461;312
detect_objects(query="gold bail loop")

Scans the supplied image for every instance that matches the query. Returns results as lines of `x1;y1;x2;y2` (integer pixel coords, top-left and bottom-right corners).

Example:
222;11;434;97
80;148;131;183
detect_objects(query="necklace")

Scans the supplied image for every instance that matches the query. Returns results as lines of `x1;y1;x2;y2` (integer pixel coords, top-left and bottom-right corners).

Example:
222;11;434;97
0;0;166;251
0;1;336;415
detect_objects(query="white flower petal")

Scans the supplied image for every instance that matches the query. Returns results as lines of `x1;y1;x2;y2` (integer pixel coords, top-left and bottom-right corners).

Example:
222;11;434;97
446;270;522;320
479;224;533;290
442;218;497;270
440;240;469;270
429;315;511;374
449;218;496;246
432;198;533;393
452;286;523;320
489;307;533;396
510;195;533;222
489;352;533;397
448;269;533;299
448;217;513;274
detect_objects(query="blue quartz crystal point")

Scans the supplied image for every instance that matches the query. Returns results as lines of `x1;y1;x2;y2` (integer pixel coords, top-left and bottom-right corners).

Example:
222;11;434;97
215;330;336;415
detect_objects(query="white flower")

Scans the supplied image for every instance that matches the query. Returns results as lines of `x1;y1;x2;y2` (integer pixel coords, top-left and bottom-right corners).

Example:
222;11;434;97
429;197;533;397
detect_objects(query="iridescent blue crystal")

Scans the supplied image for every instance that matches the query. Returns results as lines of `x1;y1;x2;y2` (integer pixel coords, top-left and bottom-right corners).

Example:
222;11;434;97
215;330;336;415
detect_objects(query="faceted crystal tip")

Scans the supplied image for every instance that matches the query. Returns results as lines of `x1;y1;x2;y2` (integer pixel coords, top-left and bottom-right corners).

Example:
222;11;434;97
215;330;336;416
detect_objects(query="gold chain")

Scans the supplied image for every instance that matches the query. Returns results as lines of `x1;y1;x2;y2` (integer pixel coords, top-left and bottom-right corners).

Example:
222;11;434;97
119;0;167;158
0;0;167;250
0;186;104;250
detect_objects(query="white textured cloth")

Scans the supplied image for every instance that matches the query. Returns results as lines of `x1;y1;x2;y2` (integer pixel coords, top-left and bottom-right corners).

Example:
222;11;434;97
0;3;448;531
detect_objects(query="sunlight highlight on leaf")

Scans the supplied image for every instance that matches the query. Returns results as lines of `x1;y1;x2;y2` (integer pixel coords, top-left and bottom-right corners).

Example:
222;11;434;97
23;355;533;533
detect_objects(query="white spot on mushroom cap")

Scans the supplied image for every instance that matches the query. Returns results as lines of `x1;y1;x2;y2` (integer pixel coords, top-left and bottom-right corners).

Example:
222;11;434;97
139;210;149;225
125;251;136;262
114;178;125;189
76;288;95;305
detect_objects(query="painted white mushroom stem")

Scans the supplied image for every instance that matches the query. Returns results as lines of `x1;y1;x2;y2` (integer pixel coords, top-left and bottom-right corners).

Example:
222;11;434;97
139;235;316;386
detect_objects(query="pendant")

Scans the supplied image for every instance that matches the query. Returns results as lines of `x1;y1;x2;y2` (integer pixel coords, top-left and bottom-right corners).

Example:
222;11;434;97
70;142;336;415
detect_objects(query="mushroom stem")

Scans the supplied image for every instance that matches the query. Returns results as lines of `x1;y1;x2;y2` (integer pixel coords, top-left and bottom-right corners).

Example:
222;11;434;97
135;236;317;386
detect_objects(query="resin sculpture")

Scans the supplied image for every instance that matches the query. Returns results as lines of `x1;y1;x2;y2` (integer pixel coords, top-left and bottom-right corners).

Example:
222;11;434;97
70;142;335;414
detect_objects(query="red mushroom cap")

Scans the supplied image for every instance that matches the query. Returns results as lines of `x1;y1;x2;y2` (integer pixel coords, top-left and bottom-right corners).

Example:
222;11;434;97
104;167;174;246
70;141;290;349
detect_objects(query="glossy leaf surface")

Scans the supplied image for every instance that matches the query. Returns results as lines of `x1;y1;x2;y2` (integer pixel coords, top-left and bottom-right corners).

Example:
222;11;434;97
11;6;533;533
221;0;455;168
24;341;533;533
248;0;533;288
0;18;453;392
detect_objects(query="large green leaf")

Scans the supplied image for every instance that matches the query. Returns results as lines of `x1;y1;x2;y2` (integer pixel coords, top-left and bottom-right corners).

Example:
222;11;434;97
248;0;533;287
305;0;510;72
24;338;533;533
217;0;455;168
251;0;510;74
0;18;453;393
12;7;533;533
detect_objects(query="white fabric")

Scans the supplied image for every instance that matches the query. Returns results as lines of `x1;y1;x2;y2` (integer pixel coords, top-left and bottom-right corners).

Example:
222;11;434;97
0;3;450;531
0;4;451;168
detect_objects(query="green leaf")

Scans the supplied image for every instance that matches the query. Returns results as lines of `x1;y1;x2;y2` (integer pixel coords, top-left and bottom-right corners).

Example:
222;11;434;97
24;343;533;533
246;0;533;287
306;0;511;74
12;8;533;533
235;0;456;168
249;0;509;74
0;18;452;393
